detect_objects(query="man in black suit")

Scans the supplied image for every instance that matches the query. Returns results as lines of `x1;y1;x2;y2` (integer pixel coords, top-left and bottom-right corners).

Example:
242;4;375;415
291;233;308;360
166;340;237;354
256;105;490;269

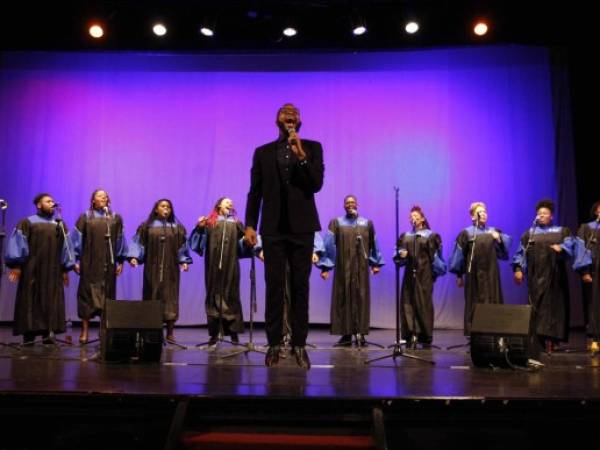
245;103;324;369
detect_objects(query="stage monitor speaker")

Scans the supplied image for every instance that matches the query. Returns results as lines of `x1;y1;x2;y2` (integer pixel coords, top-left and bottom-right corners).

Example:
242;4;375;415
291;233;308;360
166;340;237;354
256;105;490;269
101;300;163;363
470;304;538;368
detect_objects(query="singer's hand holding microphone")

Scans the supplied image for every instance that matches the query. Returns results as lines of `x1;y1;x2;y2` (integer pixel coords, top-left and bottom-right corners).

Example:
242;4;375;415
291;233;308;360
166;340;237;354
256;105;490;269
287;126;306;161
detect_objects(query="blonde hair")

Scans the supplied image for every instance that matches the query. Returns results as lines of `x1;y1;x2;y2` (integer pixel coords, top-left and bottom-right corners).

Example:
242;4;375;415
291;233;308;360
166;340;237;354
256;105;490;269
469;202;486;217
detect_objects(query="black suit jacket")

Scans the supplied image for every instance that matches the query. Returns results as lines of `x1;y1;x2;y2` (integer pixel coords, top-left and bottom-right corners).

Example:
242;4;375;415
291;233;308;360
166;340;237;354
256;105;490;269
245;138;324;236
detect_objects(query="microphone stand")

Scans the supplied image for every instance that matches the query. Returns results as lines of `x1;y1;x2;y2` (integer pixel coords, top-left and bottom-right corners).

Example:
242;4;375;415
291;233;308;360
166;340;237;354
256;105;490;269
197;216;244;352
79;206;116;347
351;227;383;349
222;255;267;359
19;206;74;348
82;208;115;347
49;206;74;346
366;187;434;365
523;217;538;310
157;220;186;350
447;220;480;351
105;209;115;267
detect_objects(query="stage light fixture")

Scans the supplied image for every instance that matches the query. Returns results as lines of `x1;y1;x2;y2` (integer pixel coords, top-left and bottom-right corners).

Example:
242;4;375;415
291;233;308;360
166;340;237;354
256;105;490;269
474;21;489;36
405;21;419;34
88;24;104;39
352;25;367;36
283;27;297;37
153;23;167;37
200;27;214;37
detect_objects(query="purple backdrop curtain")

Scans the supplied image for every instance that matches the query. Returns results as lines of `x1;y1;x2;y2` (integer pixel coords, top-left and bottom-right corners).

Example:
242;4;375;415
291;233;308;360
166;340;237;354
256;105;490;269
0;47;577;329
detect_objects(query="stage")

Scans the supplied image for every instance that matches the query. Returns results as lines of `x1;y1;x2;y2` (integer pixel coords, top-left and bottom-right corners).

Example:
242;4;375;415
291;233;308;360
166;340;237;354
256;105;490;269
2;326;600;449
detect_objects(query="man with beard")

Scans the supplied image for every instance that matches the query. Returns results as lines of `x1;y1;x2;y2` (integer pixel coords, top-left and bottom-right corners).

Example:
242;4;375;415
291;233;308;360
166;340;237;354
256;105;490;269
318;195;384;346
244;103;324;369
5;193;73;343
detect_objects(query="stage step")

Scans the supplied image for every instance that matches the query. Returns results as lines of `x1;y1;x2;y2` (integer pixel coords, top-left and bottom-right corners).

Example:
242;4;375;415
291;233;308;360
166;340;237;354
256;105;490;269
181;431;376;449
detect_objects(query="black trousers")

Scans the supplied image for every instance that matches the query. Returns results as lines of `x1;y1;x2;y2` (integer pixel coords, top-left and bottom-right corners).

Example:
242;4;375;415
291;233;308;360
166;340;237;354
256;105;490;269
263;233;313;346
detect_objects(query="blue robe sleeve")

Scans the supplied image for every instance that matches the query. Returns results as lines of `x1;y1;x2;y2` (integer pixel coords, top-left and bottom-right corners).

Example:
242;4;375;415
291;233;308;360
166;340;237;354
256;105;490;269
238;237;251;259
369;237;385;267
68;227;83;262
61;236;76;270
252;234;264;257
188;226;206;257
177;240;193;265
316;230;336;271
432;250;447;278
127;233;145;263
573;236;592;272
313;232;325;256
559;234;575;259
495;233;512;260
429;233;446;279
449;242;465;275
511;243;527;275
4;228;29;268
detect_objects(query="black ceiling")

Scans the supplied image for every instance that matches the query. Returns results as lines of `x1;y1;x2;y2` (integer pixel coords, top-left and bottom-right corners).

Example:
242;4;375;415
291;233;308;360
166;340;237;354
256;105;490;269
0;0;595;52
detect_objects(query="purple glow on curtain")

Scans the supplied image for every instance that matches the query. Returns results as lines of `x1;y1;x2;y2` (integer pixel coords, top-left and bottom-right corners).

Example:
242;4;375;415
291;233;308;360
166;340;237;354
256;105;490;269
0;47;559;330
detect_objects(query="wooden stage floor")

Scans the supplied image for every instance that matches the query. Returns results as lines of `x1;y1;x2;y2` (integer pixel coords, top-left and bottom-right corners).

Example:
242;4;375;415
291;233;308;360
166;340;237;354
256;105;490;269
3;325;600;449
2;325;600;400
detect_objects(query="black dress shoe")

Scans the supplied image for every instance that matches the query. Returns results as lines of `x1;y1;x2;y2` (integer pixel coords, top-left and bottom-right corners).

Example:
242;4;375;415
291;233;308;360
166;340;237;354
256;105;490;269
230;333;239;344
22;332;36;346
265;345;280;367
208;335;218;346
334;335;352;347
292;346;311;370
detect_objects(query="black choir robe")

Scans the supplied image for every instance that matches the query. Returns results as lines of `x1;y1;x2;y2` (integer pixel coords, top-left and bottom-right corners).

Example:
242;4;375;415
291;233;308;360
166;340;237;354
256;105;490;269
318;216;384;336
189;216;246;337
449;225;512;335
5;213;74;336
69;209;127;319
395;229;447;344
574;221;600;339
128;220;192;322
512;225;574;342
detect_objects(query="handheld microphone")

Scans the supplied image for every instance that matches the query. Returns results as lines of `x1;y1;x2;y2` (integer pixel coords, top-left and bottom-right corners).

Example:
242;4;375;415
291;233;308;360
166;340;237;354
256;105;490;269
349;208;357;217
287;126;298;144
103;206;111;217
53;202;61;208
0;198;7;210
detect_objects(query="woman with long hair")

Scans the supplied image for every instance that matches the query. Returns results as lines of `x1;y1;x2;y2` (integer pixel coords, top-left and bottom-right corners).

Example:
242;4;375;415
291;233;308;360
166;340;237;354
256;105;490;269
189;197;245;346
128;199;192;342
394;205;446;346
69;189;126;344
